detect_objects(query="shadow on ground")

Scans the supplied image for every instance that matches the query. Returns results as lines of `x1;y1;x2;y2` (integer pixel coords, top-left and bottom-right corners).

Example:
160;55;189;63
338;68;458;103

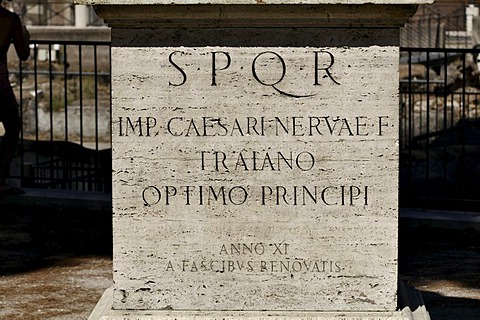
0;203;112;276
399;219;480;320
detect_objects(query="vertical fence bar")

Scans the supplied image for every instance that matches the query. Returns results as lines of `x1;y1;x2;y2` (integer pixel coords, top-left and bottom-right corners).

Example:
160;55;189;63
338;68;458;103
79;44;84;191
33;43;39;187
19;52;24;187
425;50;431;201
63;43;69;189
407;49;413;205
49;43;54;188
442;50;448;202
94;44;100;191
461;52;467;200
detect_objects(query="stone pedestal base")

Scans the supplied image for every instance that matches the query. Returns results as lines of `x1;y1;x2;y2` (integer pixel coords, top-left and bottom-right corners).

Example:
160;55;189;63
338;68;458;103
89;287;429;320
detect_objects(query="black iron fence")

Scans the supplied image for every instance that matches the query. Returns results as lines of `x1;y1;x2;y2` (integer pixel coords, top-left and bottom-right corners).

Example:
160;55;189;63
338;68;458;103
9;39;111;192
7;42;480;209
400;47;480;211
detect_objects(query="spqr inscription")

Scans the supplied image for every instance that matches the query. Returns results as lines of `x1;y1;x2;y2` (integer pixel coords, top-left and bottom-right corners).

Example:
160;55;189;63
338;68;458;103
168;50;340;97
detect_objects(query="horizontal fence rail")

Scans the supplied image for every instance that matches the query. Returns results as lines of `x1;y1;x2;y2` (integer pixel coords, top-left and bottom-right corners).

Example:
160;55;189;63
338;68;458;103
9;39;111;192
400;47;480;211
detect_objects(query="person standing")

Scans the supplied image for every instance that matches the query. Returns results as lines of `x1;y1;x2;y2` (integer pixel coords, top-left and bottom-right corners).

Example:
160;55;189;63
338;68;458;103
0;0;29;195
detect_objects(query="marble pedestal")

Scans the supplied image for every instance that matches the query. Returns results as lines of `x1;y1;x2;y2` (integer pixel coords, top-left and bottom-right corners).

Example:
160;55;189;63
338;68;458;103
81;1;433;319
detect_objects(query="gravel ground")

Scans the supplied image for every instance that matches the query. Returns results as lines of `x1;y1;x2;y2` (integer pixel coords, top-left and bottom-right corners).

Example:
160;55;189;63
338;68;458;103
0;204;479;319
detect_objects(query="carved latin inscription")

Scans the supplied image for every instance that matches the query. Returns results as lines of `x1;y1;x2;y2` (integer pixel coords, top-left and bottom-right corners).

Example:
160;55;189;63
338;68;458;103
112;47;399;311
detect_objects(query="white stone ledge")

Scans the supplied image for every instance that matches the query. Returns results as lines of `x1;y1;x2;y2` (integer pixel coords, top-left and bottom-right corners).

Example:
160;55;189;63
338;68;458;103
85;4;423;28
90;288;411;320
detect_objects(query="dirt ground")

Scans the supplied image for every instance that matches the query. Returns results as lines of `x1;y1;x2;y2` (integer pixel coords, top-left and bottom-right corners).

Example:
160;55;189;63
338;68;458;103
0;205;112;319
0;204;479;319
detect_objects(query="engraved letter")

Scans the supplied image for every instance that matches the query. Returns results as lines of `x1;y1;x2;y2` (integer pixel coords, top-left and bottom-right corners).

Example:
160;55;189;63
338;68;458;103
212;51;231;86
314;51;340;85
169;51;187;86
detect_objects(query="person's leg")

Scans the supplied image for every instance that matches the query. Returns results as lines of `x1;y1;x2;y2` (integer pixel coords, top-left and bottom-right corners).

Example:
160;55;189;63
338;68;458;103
0;90;21;188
